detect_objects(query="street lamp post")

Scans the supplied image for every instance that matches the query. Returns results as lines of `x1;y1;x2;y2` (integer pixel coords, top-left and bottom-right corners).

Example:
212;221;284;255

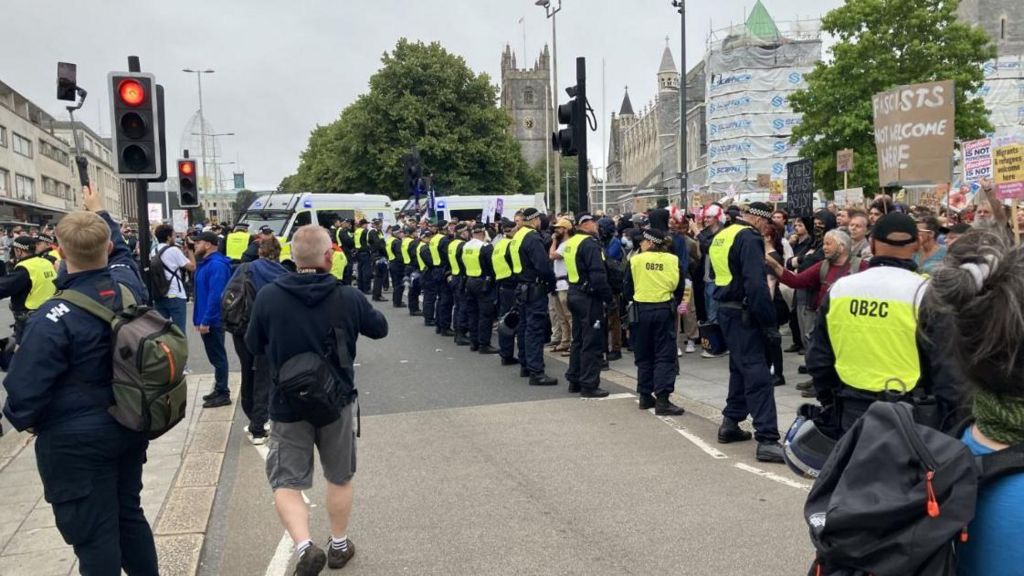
182;68;215;199
537;0;563;215
671;1;687;207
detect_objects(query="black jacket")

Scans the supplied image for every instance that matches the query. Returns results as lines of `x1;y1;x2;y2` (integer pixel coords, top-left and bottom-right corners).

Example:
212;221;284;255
516;229;556;290
245;272;388;423
571;235;612;303
710;221;776;329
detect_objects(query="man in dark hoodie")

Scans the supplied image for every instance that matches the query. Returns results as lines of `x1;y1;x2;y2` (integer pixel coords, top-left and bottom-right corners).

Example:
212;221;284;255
194;231;234;408
246;225;387;575
230;236;289;444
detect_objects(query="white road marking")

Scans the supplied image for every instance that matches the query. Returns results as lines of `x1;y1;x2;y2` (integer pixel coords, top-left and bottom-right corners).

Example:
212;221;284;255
655;416;729;459
253;440;310;575
733;462;811;491
580;392;636;401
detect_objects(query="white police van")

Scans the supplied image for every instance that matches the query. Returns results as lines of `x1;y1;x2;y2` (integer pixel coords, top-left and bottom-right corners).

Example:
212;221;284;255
238;192;395;263
399;194;546;222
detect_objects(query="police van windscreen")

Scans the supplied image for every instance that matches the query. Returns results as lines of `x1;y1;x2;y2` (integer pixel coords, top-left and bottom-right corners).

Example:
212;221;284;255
238;211;291;235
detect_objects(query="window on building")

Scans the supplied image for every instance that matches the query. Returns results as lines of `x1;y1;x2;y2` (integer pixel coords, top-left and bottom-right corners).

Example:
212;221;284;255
12;133;32;158
39;140;70;166
0;125;6;147
0;168;8;195
15;174;34;200
523;87;536;105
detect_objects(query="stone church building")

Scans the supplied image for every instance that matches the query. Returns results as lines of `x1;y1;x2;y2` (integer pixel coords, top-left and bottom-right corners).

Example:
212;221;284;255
499;44;551;171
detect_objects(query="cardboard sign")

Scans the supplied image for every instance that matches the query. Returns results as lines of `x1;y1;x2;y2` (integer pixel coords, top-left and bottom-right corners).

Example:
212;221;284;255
994;144;1024;200
756;173;771;188
172;210;189;234
872;80;956;186
769;180;784;202
834;187;865;207
786;159;814;217
836;149;854;173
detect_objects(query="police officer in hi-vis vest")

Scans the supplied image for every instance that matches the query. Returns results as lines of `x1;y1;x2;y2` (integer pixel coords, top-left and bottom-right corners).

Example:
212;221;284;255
424;221;449;331
513;208;558;386
225;222;252;263
386;225;407;308
563;214;613;398
353;219;372;294
493;218;519;365
462;223;499;354
369;218;388;302
708;201;784;464
334;218;355;286
448;223;471;346
0;235;58;342
623;227;686;413
806;212;938;433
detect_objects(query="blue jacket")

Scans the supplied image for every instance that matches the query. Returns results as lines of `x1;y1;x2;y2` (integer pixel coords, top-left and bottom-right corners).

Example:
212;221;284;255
248;258;289;293
2;211;145;433
194;252;232;327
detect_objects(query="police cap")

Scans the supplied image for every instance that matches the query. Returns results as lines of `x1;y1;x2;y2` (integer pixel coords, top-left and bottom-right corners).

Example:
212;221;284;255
522;207;541;221
11;236;35;251
641;228;666;243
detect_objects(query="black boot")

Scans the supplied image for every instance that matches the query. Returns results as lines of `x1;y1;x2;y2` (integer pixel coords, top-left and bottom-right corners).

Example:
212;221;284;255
520;367;530;378
529;374;558;386
501;356;519;366
470;343;479;352
606;350;622;362
756;441;785;464
638;393;656;410
455;333;471;346
567;381;581;393
478;346;499;355
441;328;456;337
717;418;753;444
580;387;610;398
654;394;685;416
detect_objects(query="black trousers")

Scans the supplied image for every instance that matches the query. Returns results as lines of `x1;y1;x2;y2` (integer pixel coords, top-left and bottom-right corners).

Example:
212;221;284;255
497;283;517;360
390;261;406;306
422;268;439;324
437;272;454;330
406;265;421;313
232;332;254;407
36;426;159;575
372;256;388;299
566;290;604;390
466;277;496;347
631;305;677;397
356;251;371;293
719;308;780;442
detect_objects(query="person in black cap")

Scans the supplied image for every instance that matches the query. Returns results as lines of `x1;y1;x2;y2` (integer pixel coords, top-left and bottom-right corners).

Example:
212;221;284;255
406;228;425;315
336;219;355;286
512;207;558;385
707;201;784;463
385;225;407;308
462;223;499;353
369;218;388;302
0;235;58;341
562;214;612;397
448;223;472;346
493;218;520;364
240;225;276;264
352;219;372;294
432;221;456;335
806;212;936;433
422;222;447;330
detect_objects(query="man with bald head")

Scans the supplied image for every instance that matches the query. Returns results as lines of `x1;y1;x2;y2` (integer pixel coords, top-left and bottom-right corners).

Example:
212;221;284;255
246;225;388;574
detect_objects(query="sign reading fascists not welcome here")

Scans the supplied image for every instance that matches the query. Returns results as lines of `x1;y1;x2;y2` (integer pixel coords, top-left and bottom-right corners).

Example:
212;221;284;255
872;80;955;187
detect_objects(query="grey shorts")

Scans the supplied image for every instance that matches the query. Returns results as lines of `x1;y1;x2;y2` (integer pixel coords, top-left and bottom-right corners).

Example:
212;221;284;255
266;403;357;491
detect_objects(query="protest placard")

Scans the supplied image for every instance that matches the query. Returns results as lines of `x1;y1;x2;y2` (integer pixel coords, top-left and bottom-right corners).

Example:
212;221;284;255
786;159;814;217
963;138;993;182
172;210;189;234
769;180;784;202
836;149;854;173
872;80;955;186
834;187;865;207
994;144;1024;200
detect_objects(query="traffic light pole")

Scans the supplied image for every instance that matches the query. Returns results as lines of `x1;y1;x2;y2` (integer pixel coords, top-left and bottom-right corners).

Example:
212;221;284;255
575;57;588;215
128;55;153;304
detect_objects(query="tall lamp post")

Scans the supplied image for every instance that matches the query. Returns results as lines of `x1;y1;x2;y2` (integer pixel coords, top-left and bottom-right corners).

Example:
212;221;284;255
182;68;215;199
536;0;562;214
671;1;687;207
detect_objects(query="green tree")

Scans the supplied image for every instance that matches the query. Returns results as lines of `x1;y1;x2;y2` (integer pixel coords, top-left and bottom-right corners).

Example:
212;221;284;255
290;39;539;199
232;189;258;220
789;0;995;194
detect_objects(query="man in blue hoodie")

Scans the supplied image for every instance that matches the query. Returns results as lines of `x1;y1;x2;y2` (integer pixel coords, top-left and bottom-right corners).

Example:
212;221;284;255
229;236;289;444
246;225;387;574
194;231;233;408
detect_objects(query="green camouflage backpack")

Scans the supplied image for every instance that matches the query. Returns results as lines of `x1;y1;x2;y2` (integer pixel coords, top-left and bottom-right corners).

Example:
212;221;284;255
57;285;189;439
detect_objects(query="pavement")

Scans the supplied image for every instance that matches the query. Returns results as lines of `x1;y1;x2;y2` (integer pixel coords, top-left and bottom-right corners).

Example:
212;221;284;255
0;297;817;576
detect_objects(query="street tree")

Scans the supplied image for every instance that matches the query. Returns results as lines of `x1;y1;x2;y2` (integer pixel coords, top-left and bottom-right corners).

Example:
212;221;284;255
286;39;540;198
789;0;995;194
232;189;258;221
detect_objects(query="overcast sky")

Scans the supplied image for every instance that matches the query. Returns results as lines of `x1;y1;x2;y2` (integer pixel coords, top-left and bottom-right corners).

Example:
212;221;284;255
3;0;843;191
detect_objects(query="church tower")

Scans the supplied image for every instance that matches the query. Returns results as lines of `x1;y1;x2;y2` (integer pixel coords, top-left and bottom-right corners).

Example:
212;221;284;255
500;44;552;170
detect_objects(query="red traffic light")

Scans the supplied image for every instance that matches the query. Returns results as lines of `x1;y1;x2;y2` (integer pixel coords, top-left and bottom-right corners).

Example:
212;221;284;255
119;79;146;106
178;160;195;176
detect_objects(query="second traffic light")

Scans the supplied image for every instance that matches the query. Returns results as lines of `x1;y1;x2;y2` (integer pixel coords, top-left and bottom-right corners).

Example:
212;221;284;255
109;72;162;179
552;88;584;157
178;159;199;207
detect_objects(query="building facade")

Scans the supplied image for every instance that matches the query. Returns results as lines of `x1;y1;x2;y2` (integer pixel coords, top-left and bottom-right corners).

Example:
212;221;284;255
959;0;1024;57
500;45;552;171
959;0;1024;137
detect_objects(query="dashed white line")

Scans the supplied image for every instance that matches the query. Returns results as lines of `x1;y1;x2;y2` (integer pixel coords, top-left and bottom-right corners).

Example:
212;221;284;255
655;415;729;459
733;462;811;491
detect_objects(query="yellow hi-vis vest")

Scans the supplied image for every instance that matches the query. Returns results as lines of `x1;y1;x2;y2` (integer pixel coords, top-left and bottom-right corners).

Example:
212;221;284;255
385;237;398;261
48;249;61;262
417;243;428;271
510;227;535;274
400;237;413;265
561;234;590;285
709;224;747;288
354;228;366;250
492;237;513;281
826;266;926;394
448;239;464;276
330;249;348;280
462;240;483;277
226;232;250;260
629;251;680;303
17;256;57;310
428;234;444;266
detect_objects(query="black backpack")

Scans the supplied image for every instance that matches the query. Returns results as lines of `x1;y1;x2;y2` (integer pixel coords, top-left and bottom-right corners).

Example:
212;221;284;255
805;401;1024;576
148;246;180;298
221;263;256;335
273;289;357;428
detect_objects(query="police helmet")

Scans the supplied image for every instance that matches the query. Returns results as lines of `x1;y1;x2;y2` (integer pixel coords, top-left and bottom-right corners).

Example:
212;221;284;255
497;310;520;338
783;404;838;479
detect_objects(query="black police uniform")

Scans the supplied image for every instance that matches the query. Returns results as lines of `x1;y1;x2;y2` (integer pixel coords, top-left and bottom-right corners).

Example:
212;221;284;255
516;225;557;384
0;252;56;342
369;225;388;301
387;233;406;307
336;226;355;285
2;212;157;575
564;232;613;395
462;234;497;351
494;231;519;363
406;235;423;315
449;235;470;345
354;225;372;294
435;233;455;332
710;220;781;447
